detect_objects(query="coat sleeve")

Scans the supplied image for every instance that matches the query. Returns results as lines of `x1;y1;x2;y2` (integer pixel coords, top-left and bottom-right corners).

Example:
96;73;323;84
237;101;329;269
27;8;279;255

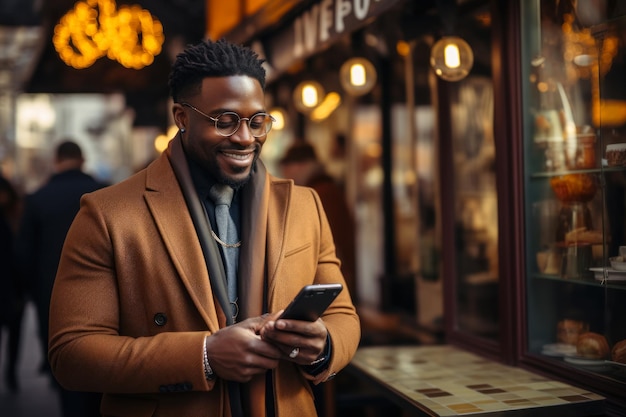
48;184;214;395
270;185;361;386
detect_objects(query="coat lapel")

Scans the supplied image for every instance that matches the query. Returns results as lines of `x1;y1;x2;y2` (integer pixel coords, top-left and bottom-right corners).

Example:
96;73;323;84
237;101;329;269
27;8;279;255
264;177;292;311
143;140;225;331
238;168;293;318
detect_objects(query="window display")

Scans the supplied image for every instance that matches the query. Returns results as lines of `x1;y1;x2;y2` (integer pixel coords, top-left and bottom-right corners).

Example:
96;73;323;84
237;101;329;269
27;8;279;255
522;0;626;386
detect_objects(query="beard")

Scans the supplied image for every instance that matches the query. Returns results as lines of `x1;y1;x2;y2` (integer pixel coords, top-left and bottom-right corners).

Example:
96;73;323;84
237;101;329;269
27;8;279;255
217;159;256;190
183;133;261;191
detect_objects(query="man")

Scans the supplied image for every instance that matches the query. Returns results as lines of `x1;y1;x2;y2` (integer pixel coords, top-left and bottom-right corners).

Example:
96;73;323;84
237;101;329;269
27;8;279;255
15;140;105;416
48;39;360;417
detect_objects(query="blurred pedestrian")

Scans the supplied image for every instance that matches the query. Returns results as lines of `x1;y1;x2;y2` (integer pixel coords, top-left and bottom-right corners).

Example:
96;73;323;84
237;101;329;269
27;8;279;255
15;140;106;416
0;174;25;392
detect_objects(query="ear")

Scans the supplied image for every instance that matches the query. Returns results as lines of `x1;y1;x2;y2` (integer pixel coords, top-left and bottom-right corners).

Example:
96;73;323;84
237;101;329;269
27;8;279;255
172;103;187;131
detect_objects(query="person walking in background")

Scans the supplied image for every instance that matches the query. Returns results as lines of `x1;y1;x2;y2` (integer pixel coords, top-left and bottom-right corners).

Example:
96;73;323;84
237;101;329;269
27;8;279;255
47;38;359;417
0;174;25;392
15;140;105;416
279;141;357;302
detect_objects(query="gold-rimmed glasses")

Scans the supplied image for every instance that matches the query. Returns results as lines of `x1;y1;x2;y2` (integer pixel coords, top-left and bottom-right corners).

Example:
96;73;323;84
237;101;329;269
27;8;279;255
181;102;275;138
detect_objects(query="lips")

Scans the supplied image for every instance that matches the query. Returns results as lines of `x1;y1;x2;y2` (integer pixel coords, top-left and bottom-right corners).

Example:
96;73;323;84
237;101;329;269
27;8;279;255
222;151;253;161
219;149;256;171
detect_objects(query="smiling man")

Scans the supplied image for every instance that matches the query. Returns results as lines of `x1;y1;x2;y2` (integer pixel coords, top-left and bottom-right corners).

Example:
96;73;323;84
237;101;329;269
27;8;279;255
48;39;360;417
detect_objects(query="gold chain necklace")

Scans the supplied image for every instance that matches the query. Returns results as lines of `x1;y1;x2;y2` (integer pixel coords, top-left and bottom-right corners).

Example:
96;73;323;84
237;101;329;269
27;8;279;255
210;229;242;248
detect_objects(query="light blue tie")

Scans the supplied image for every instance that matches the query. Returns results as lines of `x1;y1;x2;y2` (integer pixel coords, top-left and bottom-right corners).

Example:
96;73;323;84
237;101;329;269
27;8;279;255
209;184;240;321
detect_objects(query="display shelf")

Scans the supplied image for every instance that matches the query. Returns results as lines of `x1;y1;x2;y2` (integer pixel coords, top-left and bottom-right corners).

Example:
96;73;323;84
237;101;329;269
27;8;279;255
529;167;619;179
531;274;626;293
529;352;626;385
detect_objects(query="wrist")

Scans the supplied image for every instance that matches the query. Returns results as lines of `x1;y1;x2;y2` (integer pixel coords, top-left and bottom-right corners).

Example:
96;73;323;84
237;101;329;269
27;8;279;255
203;336;215;380
303;333;332;375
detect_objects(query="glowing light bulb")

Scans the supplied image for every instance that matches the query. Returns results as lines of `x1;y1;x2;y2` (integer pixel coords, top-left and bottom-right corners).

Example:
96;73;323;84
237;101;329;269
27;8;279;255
444;43;460;69
340;57;377;96
293;81;324;113
302;85;319;108
430;36;474;82
350;63;366;87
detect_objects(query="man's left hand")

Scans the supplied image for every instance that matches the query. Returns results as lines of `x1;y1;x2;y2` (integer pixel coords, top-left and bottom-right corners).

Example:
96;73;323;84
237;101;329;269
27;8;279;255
259;314;328;365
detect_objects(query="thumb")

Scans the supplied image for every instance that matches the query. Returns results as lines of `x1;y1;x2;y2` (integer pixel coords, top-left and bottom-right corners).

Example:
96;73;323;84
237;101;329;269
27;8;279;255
240;314;276;335
253;311;283;336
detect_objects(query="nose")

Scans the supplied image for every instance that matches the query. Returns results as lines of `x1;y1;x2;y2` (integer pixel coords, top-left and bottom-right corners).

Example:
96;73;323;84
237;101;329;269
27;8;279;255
229;120;256;145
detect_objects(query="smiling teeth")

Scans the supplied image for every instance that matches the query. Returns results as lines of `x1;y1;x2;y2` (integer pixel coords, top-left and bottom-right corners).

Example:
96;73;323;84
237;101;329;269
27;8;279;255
224;152;250;160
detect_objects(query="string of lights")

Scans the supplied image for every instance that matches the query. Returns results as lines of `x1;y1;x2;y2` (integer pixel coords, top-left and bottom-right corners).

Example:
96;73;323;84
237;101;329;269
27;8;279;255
53;0;164;70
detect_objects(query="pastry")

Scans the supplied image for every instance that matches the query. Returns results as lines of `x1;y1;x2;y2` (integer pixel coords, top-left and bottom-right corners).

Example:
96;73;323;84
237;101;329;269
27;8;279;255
550;173;597;203
606;143;626;167
557;319;589;345
576;332;610;359
611;339;626;363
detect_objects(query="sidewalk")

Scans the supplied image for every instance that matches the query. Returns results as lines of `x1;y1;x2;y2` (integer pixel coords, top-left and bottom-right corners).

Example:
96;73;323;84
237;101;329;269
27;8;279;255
0;302;62;417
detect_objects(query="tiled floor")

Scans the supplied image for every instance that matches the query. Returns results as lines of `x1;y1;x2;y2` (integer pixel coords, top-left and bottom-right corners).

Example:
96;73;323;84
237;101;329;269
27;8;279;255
0;302;63;417
350;345;605;416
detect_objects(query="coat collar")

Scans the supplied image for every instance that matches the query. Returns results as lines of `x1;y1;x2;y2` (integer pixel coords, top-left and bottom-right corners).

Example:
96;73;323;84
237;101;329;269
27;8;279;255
143;136;293;327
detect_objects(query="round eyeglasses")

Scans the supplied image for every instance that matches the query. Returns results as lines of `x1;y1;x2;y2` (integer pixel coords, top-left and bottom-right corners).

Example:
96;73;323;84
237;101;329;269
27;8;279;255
181;102;275;138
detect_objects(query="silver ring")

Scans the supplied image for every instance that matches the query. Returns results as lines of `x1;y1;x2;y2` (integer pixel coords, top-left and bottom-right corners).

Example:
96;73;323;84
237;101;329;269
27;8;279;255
289;347;300;359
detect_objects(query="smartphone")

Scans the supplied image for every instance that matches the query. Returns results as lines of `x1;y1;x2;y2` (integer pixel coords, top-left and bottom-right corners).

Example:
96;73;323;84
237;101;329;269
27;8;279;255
279;283;343;321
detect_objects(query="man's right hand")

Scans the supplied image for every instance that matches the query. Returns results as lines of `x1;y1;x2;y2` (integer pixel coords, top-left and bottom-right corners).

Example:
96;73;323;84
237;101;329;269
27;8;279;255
204;315;283;382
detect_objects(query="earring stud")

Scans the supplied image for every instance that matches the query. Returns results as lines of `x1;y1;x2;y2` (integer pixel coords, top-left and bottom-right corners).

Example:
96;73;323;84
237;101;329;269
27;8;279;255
180;127;186;133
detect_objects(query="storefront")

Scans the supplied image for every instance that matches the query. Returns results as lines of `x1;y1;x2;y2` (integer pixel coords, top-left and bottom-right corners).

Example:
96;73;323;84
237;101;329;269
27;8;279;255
211;0;626;414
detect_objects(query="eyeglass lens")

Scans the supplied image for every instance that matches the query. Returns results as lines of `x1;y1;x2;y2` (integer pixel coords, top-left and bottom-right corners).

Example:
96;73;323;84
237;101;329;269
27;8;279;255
216;112;273;137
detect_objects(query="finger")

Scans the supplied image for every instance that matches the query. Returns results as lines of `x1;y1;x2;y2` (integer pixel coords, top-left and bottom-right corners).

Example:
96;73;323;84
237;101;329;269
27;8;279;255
207;324;283;379
239;315;278;336
275;317;325;337
266;310;283;320
263;322;326;350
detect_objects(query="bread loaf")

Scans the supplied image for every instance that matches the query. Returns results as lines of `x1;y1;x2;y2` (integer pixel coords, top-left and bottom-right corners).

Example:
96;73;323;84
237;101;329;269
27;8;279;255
576;332;610;359
611;339;626;363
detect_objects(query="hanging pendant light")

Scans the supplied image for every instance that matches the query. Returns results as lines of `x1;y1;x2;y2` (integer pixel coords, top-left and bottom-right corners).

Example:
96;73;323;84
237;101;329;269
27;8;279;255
293;80;325;113
340;57;377;96
430;36;474;82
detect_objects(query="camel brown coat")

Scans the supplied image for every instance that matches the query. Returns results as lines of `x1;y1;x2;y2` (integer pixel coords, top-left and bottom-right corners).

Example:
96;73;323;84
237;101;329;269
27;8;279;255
48;138;360;417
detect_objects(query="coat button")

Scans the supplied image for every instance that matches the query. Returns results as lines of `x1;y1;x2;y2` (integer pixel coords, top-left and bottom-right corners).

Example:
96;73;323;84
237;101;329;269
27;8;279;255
154;313;167;326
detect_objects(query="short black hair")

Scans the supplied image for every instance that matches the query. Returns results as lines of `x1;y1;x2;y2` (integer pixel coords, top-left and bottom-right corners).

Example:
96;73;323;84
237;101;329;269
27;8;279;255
55;140;83;161
168;38;267;102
